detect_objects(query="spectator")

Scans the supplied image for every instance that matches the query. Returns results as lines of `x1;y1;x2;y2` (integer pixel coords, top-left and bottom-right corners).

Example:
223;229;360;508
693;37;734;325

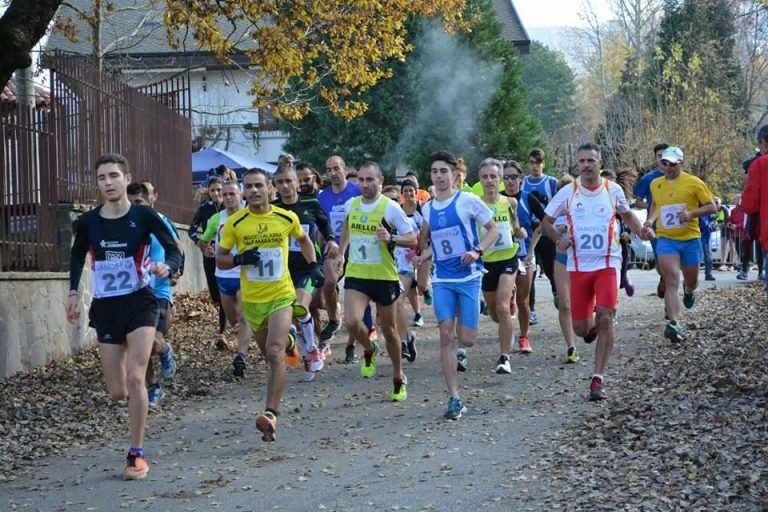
741;124;768;293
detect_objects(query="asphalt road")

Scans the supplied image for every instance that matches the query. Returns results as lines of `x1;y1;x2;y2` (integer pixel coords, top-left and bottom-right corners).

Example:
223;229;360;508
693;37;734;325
1;267;755;512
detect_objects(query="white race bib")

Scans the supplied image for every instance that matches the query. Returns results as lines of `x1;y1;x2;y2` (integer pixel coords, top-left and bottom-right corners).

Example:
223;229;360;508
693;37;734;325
93;257;139;298
350;234;382;264
660;203;687;229
575;232;607;251
245;248;284;282
431;226;466;261
490;221;514;250
289;224;309;252
330;210;346;238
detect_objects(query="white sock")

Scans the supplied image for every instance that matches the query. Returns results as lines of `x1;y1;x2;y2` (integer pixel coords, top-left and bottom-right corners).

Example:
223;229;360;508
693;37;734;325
299;314;317;352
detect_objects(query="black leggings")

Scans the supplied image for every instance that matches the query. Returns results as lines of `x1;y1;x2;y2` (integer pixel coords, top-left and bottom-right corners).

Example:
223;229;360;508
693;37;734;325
203;256;227;334
529;236;556;310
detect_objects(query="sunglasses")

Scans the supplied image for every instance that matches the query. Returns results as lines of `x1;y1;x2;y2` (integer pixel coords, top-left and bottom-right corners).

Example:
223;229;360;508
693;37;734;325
660;160;680;167
503;174;522;180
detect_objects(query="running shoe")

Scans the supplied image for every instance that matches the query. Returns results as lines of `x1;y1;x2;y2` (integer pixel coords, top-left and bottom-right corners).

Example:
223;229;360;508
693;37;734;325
123;451;149;480
318;341;332;360
456;348;468;372
345;344;357;364
320;319;340;343
159;343;177;379
360;342;378;378
583;325;598;344
553;292;559;310
564;346;579;364
656;278;666;299
664;321;684;343
589;376;607;401
443;396;467;420
307;348;324;373
214;334;229;351
424;289;433;306
284;326;300;368
255;411;277;442
682;288;696;309
736;271;748;281
147;383;165;409
705;274;716;281
518;335;532;354
401;341;411;361
625;280;635;297
410;313;425;327
405;331;417;362
529;311;539;325
232;352;247;378
302;358;316;382
391;376;408;402
495;354;512;374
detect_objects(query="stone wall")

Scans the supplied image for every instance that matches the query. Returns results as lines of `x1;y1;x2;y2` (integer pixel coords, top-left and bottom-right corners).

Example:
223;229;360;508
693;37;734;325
0;221;207;379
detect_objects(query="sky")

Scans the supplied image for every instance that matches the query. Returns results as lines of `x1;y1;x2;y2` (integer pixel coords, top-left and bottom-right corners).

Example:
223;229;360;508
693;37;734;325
515;0;614;28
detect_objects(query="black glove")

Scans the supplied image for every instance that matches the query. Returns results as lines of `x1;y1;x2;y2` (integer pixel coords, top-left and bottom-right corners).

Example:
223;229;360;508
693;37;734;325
233;248;261;266
309;261;325;288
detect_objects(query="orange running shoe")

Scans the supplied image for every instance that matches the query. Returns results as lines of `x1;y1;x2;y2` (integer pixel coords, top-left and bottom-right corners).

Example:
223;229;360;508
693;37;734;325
256;411;277;441
518;335;532;354
123;451;149;480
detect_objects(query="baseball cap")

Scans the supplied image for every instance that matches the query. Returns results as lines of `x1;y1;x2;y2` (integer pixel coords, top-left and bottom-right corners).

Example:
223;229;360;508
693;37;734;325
661;146;684;163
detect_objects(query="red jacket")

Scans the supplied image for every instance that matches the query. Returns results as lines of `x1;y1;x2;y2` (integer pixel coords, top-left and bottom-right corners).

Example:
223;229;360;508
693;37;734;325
741;154;768;250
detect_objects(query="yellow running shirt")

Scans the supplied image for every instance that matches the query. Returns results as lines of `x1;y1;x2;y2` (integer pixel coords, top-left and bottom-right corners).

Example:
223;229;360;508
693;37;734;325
219;205;303;304
650;172;713;241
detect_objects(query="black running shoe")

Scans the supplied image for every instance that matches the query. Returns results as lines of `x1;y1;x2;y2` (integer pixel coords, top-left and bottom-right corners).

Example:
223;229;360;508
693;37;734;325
232;353;247;378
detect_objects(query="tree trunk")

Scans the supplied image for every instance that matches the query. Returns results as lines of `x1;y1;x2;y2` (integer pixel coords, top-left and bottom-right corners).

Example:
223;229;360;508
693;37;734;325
0;0;64;87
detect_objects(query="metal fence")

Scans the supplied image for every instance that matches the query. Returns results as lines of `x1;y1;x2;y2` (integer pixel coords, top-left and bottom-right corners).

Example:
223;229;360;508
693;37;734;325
0;52;193;271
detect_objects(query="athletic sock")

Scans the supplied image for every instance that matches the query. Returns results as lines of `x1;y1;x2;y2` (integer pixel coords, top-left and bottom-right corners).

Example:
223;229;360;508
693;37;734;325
129;447;144;458
299;314;317;352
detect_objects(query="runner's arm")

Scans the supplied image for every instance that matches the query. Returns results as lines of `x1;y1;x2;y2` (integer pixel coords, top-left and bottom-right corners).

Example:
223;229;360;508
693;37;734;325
68;214;89;293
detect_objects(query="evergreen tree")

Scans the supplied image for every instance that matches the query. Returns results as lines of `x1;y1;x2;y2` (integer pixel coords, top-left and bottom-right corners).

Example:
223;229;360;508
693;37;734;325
284;0;542;183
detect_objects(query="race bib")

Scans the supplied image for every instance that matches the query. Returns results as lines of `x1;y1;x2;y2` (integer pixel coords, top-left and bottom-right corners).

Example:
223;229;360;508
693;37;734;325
490;221;514;250
245;247;284;281
289;223;309;252
330;210;346;238
93;257;139;298
575;232;607;251
350;234;382;264
660;203;687;229
431;226;466;261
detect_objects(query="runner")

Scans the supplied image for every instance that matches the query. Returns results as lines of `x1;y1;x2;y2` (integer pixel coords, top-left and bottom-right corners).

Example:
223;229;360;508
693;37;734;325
646;147;715;343
338;163;417;401
477;158;524;374
126;183;179;408
315;155;374;363
189;176;227;348
399;179;427;327
296;162;323;199
66;153;182;479
550;174;579;364
199;181;255;377
382;184;419;363
522;148;558;325
501;160;544;353
273;166;336;382
418;150;498;419
217;168;324;441
542;144;652;401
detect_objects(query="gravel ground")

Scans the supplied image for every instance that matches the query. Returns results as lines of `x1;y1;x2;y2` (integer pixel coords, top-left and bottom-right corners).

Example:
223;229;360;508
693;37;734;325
1;272;766;510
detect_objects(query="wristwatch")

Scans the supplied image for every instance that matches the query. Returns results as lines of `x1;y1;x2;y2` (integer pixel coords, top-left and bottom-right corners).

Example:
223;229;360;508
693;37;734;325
472;244;484;255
